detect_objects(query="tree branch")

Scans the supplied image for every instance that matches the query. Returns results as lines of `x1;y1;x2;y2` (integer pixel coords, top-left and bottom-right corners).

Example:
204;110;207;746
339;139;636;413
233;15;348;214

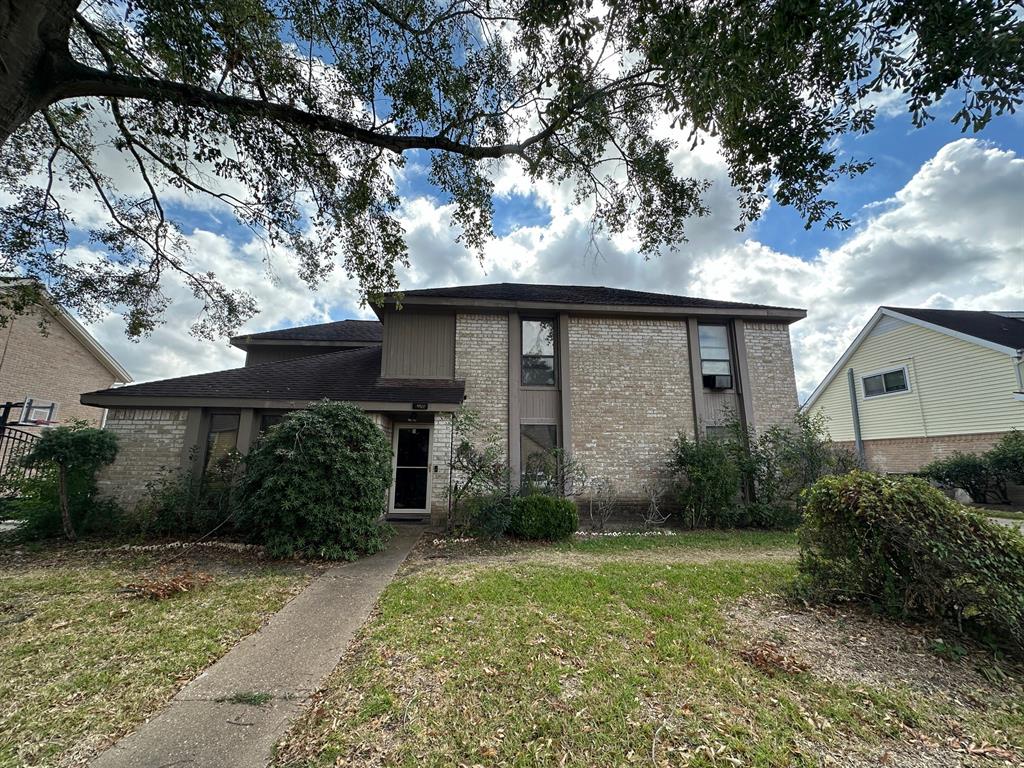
45;57;655;161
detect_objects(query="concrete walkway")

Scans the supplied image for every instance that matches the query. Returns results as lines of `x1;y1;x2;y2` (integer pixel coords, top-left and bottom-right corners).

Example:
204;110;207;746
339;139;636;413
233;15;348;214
91;523;424;768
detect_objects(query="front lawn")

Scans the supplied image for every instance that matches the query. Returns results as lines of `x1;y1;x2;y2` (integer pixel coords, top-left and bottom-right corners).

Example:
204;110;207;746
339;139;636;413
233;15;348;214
277;531;1022;767
0;544;312;767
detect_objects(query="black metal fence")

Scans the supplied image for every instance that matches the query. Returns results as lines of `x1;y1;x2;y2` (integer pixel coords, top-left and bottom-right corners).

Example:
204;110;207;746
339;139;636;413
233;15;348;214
0;427;41;491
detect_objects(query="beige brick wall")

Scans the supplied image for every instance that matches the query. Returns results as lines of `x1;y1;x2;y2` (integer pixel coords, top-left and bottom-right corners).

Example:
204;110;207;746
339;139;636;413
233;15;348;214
837;431;1009;475
454;313;508;456
96;408;189;509
567;316;694;497
744;322;799;432
0;306;118;428
430;413;453;526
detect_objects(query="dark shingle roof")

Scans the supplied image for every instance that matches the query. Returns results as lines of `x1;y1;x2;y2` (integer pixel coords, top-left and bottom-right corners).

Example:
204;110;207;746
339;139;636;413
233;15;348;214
399;282;803;313
884;307;1024;349
231;318;382;346
82;347;463;404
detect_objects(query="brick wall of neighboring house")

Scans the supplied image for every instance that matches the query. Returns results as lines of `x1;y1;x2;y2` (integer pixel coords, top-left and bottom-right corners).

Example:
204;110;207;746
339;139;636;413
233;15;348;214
454;313;508;456
837;431;1009;475
744;321;799;432
96;408;189;509
567;316;694;499
0;307;117;431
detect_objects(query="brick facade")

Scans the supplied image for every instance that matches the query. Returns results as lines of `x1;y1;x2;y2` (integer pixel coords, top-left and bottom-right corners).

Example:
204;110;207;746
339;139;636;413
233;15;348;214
430;413;454;526
744;321;799;432
837;431;1010;475
567;316;694;498
0;306;120;429
454;313;508;456
96;408;189;509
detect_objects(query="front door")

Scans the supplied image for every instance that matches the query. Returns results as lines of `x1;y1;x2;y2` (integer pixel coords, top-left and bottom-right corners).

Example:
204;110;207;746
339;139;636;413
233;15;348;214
389;425;432;518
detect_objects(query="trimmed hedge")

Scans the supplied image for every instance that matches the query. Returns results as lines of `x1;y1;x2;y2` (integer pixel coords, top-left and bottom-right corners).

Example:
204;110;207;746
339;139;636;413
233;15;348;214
509;494;578;540
234;401;392;560
796;470;1024;648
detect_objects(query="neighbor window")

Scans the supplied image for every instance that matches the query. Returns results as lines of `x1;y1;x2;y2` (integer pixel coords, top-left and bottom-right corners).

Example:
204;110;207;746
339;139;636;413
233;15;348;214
521;318;556;386
205;413;240;472
862;368;909;398
521;424;558;482
20;398;56;424
698;324;733;389
259;413;284;433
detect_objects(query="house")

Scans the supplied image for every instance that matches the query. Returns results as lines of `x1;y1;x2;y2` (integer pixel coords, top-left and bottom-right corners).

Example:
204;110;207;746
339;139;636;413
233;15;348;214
80;283;805;523
0;283;132;432
802;307;1024;473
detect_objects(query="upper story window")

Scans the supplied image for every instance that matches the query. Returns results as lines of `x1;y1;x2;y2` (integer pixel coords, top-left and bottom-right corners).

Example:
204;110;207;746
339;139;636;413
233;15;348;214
862;367;909;398
698;324;732;389
522;319;556;386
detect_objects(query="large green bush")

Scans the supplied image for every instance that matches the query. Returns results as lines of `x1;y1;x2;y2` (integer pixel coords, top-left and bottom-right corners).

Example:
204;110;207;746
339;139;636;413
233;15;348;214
797;470;1024;648
922;451;1008;504
234;401;393;559
987;430;1024;486
10;424;120;540
668;434;742;528
508;494;578;540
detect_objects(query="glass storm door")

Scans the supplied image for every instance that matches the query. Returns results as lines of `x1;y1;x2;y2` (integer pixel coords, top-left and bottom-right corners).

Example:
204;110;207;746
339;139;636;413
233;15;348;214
390;425;432;516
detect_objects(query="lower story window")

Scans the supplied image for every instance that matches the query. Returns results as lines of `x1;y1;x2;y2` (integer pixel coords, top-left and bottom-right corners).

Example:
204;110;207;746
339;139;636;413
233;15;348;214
521;424;558;483
205;413;240;472
862;367;909;398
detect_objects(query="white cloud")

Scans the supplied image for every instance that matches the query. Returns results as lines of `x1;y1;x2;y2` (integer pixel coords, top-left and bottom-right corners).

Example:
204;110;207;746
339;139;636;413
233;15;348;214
79;137;1022;408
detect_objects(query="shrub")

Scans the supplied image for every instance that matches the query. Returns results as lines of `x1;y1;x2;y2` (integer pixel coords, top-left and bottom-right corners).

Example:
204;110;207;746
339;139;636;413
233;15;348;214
466;492;516;540
234;401;392;560
796;470;1024;648
4;464;123;540
508;494;578;540
987;430;1024;486
136;450;244;536
921;452;1007;504
14;425;119;540
668;434;742;528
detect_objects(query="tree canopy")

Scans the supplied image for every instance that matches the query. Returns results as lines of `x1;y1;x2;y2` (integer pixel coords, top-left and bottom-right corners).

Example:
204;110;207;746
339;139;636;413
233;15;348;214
1;0;1021;337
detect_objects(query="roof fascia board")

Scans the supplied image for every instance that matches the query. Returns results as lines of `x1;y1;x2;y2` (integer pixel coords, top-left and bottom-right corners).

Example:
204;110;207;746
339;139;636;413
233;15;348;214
80;394;461;411
382;296;807;322
883;309;1019;356
800;308;886;412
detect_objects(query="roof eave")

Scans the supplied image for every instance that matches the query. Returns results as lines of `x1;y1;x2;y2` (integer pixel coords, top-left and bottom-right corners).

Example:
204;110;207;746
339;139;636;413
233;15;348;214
381;295;807;322
80;392;463;411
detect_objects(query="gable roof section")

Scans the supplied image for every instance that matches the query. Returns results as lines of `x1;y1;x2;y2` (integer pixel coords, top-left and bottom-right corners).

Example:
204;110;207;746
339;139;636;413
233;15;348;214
230;319;382;348
802;307;1024;411
1;280;132;382
882;307;1024;350
391;282;806;321
80;346;463;408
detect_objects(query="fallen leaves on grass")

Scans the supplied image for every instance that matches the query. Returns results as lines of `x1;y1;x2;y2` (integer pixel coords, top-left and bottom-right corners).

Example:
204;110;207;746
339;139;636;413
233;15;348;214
738;639;807;676
119;569;213;600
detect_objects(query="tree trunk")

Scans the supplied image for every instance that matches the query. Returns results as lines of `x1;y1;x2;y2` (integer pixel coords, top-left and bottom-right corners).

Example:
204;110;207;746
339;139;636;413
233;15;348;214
0;0;78;144
58;463;76;540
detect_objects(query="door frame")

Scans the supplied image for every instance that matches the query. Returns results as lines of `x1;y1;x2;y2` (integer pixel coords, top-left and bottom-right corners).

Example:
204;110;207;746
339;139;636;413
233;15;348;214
388;423;433;518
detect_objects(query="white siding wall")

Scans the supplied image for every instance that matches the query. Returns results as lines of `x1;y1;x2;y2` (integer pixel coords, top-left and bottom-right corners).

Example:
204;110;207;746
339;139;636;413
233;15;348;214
809;318;1023;441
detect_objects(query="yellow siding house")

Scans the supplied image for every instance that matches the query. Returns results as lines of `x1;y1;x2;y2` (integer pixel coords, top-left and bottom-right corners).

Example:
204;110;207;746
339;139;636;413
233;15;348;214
803;307;1024;473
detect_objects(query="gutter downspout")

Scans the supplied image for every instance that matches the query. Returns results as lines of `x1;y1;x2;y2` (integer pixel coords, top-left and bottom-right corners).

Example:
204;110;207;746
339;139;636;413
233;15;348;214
847;368;865;464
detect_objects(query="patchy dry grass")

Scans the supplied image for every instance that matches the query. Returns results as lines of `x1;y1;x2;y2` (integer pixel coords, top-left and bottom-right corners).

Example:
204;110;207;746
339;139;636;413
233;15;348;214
276;533;1022;768
0;545;312;767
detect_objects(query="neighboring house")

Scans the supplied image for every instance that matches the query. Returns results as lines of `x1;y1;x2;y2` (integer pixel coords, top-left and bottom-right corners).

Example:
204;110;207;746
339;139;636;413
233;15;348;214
803;307;1024;474
0;285;132;432
81;283;805;523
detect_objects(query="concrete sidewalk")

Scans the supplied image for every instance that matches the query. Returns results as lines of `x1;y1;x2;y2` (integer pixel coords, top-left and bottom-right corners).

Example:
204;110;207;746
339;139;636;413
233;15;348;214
91;523;424;768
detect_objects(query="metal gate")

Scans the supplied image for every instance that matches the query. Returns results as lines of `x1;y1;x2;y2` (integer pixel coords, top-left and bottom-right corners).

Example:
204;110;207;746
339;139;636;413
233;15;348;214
0;427;41;490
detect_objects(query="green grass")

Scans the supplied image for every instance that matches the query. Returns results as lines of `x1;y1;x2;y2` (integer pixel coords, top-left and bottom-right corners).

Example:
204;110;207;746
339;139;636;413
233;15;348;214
276;535;1021;768
985;509;1024;521
0;556;307;767
561;528;797;553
